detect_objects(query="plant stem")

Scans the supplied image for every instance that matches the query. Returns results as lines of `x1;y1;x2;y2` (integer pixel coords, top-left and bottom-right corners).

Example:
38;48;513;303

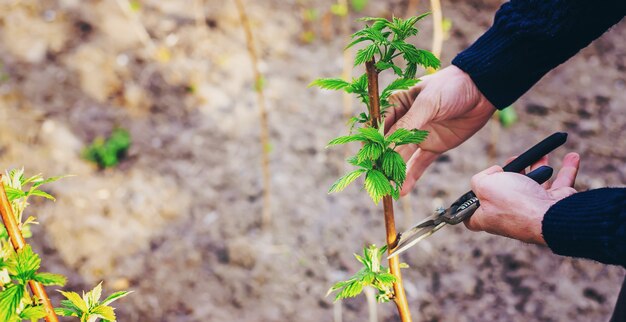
0;178;59;322
234;0;272;229
365;60;413;322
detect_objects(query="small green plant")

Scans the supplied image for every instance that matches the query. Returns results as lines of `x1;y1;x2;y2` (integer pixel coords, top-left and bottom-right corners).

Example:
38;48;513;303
56;283;131;321
82;129;131;169
327;245;409;303
311;14;439;322
0;169;130;321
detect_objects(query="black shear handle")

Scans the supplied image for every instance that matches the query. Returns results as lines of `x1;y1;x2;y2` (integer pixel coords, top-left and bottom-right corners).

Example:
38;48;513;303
503;132;567;173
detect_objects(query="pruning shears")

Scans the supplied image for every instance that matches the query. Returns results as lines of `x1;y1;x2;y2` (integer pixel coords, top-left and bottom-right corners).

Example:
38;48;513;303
388;132;569;259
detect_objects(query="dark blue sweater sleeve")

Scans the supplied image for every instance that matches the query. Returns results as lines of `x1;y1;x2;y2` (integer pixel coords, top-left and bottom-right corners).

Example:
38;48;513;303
542;188;626;267
452;0;626;109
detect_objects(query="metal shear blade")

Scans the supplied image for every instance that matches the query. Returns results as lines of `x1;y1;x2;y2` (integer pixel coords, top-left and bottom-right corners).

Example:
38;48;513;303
387;212;447;259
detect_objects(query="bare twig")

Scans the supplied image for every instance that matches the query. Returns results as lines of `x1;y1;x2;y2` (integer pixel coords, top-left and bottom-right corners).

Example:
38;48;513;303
365;60;412;322
429;0;444;59
0;177;58;322
234;0;272;229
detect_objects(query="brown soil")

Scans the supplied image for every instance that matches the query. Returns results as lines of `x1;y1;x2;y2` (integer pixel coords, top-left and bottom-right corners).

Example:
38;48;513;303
0;0;624;321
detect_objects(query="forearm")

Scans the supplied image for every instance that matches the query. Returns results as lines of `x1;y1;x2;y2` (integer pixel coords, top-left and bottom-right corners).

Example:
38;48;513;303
542;188;626;267
452;0;626;109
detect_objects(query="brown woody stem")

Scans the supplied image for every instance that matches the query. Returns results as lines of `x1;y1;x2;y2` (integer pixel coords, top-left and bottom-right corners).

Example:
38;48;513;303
235;0;272;229
365;60;413;322
0;176;59;322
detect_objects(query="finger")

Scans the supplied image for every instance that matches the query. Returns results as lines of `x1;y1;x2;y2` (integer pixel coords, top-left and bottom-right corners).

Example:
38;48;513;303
387;87;437;136
549;186;577;201
470;165;504;192
551;152;580;189
464;206;485;232
399;149;439;196
530;155;550;188
384;83;424;133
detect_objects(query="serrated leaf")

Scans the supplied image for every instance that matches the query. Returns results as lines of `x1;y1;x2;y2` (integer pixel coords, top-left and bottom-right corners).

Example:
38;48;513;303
385;128;412;143
354;44;378;66
357;127;384;145
4;187;25;202
381;149;406;186
54;307;78;317
381;78;420;101
19;305;47;320
308;78;350;91
328;169;366;193
28;189;55;201
11;245;41;283
345;37;369;50
90;304;116;321
327;134;366;147
395;129;428;146
59;291;89;313
33;272;67;286
85;282;103;307
101;291;132;306
31;175;69;188
364;170;392;204
0;285;24;321
376;272;397;284
356;143;384;163
404;63;417;79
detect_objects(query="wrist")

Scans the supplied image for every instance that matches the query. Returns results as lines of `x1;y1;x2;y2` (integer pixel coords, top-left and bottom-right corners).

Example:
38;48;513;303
526;197;558;245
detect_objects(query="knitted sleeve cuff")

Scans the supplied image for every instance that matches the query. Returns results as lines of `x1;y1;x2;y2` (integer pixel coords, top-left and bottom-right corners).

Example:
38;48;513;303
451;25;546;110
542;188;626;267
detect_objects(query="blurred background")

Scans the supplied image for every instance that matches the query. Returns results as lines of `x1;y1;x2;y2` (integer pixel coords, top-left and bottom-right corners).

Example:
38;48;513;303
0;0;624;321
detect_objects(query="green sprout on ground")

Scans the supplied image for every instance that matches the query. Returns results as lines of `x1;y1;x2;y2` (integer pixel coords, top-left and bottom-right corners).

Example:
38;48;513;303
82;129;131;169
0;169;131;321
311;14;439;322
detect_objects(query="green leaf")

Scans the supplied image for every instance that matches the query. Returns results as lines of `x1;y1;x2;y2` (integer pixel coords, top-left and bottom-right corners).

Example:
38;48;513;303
59;291;89;313
90;304;116;321
10;245;41;283
385;128;412;143
381;78;420;101
327;134;366;147
395;129;428;146
357;127;384;145
28;189;55;201
376;272;397;284
381;149;406;186
54;307;78;317
329;169;366;193
19;305;47;320
31;175;69;189
33;272;67;286
101;290;132;306
345;37;369;50
356;142;384;163
308;78;350;91
404;63;417;79
4;187;25;202
364;170;392;204
354;44;378;66
0;285;24;321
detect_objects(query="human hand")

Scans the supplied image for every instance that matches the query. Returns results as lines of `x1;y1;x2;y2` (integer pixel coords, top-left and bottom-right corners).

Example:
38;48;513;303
385;65;496;196
465;152;581;245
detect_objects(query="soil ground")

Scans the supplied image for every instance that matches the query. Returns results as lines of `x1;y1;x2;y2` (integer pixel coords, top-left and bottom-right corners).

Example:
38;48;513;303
0;0;624;321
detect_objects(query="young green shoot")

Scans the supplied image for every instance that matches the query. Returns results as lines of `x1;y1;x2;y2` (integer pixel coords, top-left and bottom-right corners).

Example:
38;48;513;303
311;14;440;322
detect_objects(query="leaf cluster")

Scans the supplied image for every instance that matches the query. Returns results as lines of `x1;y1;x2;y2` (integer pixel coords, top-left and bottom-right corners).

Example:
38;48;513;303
82;129;131;169
0;169;131;321
56;283;132;322
0;245;66;322
327;245;407;303
327;127;427;204
1;169;67;239
310;14;440;124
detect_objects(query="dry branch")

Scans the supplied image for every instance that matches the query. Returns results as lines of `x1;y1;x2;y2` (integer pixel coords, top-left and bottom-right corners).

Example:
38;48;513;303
234;0;272;229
